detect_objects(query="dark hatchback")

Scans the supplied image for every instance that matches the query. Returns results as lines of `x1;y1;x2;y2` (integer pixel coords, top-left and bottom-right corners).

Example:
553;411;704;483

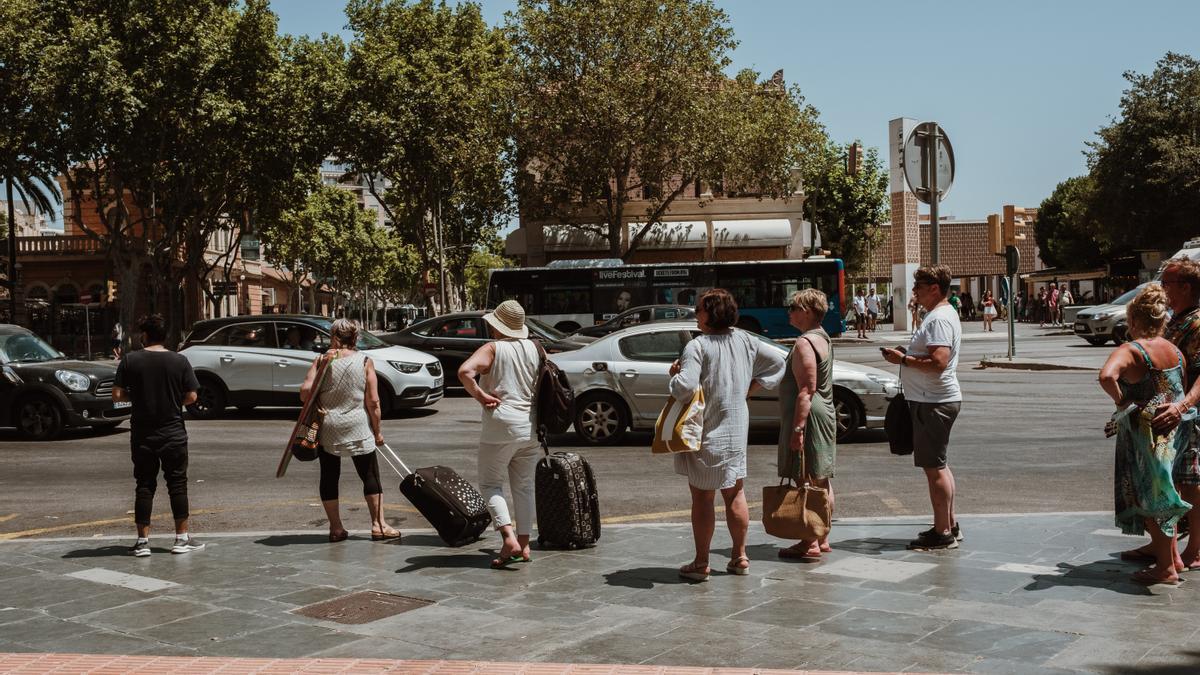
381;311;589;382
572;304;695;341
0;324;130;440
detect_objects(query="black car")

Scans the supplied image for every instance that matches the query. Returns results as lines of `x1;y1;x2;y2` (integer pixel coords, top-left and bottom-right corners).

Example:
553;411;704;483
573;305;696;340
0;324;130;440
381;311;589;383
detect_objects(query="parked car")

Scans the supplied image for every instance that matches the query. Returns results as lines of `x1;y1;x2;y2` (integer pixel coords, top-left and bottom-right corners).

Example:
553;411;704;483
180;315;443;419
571;305;696;342
1073;283;1148;346
548;321;900;445
0;324;130;440
381;311;589;382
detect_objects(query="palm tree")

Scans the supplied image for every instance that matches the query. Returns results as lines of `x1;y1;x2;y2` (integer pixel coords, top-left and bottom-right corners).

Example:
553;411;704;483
4;164;62;318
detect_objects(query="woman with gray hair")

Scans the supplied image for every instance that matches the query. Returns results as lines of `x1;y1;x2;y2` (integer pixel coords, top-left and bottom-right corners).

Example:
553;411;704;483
777;289;838;560
300;319;398;543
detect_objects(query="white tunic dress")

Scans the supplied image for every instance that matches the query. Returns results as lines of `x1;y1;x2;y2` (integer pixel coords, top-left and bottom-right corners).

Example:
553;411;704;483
317;351;375;456
669;330;786;489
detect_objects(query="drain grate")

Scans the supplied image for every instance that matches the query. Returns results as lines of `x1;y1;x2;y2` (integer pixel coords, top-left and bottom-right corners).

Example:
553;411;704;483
293;590;434;624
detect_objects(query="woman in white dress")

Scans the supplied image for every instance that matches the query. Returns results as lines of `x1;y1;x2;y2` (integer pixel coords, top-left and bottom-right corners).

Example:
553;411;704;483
669;289;786;581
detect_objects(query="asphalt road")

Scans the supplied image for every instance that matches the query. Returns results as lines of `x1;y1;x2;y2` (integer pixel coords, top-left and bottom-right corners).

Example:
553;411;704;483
0;322;1118;540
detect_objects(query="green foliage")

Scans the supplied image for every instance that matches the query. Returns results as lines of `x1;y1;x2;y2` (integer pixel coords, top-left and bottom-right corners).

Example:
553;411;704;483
0;0;61;217
342;0;514;308
803;141;889;274
508;0;826;260
261;185;418;297
1035;176;1106;269
1088;52;1200;251
465;244;512;309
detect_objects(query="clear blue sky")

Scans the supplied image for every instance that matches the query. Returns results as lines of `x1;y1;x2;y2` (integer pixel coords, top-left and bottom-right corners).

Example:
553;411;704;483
22;1;1198;229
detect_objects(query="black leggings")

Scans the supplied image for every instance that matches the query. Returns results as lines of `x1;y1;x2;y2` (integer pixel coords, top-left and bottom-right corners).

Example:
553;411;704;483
318;450;382;501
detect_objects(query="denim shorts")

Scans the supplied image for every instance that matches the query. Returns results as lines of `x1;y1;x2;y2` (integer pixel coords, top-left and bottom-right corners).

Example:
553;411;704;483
909;401;961;469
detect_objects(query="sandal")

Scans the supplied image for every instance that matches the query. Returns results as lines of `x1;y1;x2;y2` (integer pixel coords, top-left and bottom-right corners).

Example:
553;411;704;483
490;554;530;569
678;560;710;582
328;530;349;543
726;555;750;576
779;543;822;561
371;528;402;542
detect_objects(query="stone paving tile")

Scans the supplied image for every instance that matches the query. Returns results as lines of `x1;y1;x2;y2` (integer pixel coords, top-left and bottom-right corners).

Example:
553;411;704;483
75;596;216;631
136;608;288;648
918;618;1078;664
205;622;367;658
39;586;148;619
811;608;951;645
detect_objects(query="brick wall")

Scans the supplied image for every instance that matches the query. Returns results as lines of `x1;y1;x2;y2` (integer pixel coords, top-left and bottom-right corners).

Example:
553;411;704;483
861;220;1040;279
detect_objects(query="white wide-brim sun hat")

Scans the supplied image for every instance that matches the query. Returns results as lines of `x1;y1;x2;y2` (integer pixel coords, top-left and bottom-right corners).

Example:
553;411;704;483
482;300;529;339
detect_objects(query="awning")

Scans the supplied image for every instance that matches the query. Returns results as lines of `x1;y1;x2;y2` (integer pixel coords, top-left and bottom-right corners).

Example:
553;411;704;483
710;218;793;248
542;224;608;252
1021;268;1107;282
630;221;707;250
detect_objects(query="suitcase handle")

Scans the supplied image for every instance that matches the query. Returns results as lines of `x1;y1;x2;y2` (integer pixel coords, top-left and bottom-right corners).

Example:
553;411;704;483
376;443;412;478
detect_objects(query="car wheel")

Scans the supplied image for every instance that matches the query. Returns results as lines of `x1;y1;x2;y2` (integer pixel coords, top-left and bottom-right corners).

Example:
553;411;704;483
832;388;861;444
1112;326;1129;344
188;377;227;419
1086;337;1109;346
15;395;64;441
376;380;395;417
574;393;629;445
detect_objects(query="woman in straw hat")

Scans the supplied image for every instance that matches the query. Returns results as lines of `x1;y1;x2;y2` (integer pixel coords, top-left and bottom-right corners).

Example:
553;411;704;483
458;300;543;568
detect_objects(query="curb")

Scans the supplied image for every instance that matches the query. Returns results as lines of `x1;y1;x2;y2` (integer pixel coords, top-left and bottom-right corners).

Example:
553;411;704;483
978;357;1097;371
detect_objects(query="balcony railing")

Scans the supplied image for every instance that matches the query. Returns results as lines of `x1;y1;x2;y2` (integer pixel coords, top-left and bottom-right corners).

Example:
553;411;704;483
5;235;106;256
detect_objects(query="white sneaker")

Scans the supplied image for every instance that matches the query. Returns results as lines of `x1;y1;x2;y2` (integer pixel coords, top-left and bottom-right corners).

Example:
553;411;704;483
171;536;205;554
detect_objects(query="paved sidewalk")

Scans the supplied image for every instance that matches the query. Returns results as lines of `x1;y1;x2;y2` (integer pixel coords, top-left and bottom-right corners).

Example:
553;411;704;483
1;514;1197;673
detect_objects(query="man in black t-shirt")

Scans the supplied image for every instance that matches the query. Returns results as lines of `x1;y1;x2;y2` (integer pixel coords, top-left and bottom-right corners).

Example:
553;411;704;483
113;314;202;557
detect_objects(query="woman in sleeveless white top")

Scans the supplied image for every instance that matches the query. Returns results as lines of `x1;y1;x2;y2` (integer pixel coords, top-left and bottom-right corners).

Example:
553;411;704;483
459;301;542;568
300;319;398;543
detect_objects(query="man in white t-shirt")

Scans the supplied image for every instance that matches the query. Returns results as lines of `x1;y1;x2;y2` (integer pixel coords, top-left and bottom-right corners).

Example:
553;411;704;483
865;288;881;332
882;264;962;550
852;289;868;338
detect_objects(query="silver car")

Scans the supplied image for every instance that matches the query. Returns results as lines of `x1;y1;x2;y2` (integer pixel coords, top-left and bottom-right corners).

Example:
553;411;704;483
549;321;900;445
1073;283;1147;346
181;315;443;418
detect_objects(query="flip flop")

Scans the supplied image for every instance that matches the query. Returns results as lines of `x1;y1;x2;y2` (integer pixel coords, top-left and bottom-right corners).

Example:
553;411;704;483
490;554;531;569
1132;568;1181;585
1119;547;1154;561
726;555;750;576
678;561;710;582
779;544;822;562
328;530;349;543
371;530;402;542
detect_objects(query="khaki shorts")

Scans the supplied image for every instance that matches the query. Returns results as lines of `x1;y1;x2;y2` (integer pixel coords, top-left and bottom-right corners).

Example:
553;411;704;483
909;401;961;469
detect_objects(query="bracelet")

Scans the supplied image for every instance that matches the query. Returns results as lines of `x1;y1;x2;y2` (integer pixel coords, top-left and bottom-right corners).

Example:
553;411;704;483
902;354;909;366
793;425;805;433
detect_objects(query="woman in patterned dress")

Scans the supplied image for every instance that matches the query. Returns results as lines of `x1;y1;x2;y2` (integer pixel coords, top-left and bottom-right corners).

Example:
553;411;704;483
300;319;397;543
1098;284;1192;584
669;289;786;581
777;289;838;561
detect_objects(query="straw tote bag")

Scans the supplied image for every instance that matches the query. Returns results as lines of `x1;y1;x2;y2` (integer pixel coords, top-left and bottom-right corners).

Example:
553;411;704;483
651;387;705;454
762;448;831;541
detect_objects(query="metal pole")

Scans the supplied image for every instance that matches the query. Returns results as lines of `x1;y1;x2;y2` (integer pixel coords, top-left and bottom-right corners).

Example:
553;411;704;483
928;124;939;264
85;303;91;358
1008;274;1016;358
6;181;16;321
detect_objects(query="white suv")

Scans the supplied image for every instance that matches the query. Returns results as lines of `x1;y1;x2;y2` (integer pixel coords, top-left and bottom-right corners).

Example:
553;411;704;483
180;315;443;418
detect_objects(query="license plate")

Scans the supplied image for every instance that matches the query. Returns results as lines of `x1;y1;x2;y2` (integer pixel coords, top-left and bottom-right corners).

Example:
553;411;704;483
1073;322;1087;333
113;400;132;409
434;377;443;388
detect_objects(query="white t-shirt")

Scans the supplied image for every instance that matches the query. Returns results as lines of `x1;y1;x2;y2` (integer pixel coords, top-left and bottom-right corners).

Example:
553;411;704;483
866;294;880;313
903;303;962;403
853;296;867;314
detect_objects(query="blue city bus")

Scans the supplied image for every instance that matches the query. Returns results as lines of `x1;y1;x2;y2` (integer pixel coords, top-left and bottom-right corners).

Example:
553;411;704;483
486;258;846;338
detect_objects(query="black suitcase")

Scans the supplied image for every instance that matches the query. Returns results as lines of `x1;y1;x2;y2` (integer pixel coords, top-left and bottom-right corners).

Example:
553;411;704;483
535;450;600;549
377;444;490;547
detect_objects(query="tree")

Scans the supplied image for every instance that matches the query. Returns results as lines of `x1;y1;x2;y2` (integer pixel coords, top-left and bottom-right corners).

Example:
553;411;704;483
803;141;889;274
1088;52;1200;251
1035;176;1107;269
464;236;512;309
508;0;826;261
342;0;514;313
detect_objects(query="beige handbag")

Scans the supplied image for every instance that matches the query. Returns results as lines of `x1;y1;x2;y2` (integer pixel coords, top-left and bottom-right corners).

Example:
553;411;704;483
651;387;704;454
762;449;831;540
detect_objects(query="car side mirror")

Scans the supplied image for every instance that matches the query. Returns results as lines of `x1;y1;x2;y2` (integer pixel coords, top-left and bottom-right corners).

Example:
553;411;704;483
591;362;608;372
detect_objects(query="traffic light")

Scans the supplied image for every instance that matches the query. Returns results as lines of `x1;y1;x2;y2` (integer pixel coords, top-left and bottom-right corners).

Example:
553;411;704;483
847;143;863;176
987;214;1003;255
1002;205;1028;247
104;280;117;306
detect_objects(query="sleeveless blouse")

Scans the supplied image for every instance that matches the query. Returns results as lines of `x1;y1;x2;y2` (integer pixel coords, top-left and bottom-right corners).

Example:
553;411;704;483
317;351;374;456
479;339;540;442
777;328;837;479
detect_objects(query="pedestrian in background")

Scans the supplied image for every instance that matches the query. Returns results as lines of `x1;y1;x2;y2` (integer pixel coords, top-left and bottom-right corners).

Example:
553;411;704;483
1048;284;1060;326
1037;288;1048;328
852;288;868;339
908;295;922;332
866;287;881;332
670;289;785;580
1146;258;1200;572
1098;284;1191;584
981;290;997;332
458;300;541;568
882;265;963;550
111;321;124;360
112;314;203;557
300;319;397;544
777;289;837;561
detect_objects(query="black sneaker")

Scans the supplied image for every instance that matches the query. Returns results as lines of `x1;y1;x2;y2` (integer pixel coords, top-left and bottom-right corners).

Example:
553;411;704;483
129;540;151;557
908;529;958;550
171;536;205;554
